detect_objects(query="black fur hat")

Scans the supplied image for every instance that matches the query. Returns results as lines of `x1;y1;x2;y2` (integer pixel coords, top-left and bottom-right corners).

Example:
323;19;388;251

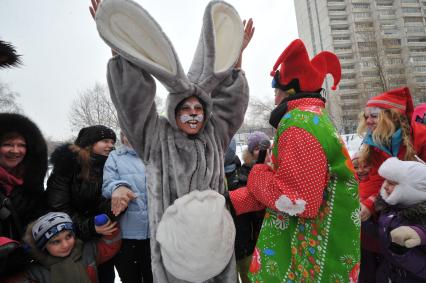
0;113;47;191
0;40;21;68
75;125;116;148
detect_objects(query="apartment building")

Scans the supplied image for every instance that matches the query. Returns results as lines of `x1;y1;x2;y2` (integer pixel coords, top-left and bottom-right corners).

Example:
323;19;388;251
294;0;426;133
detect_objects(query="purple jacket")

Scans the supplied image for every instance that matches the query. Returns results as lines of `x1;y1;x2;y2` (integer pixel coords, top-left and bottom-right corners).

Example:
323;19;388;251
377;200;426;282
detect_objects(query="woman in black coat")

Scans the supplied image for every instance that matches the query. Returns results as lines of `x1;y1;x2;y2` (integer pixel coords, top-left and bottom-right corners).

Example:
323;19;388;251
45;125;117;283
0;113;47;277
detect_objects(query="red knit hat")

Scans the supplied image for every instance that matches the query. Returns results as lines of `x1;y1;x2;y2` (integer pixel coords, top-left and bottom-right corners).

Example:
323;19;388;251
270;39;341;92
366;87;414;121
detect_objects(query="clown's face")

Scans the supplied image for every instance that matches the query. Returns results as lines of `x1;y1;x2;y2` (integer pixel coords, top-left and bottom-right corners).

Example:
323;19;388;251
176;96;205;135
364;107;381;132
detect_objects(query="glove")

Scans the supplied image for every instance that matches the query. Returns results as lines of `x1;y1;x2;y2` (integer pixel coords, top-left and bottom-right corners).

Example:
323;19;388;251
390;226;422;248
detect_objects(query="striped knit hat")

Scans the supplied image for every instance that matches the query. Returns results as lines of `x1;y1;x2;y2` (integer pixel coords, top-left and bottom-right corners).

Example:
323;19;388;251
366;87;414;121
32;212;74;250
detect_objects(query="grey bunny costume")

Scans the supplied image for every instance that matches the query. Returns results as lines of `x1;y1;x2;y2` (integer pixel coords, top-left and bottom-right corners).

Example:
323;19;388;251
95;0;249;282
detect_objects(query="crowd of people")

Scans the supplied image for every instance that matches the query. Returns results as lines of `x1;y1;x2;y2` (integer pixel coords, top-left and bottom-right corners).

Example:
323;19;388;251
1;0;426;282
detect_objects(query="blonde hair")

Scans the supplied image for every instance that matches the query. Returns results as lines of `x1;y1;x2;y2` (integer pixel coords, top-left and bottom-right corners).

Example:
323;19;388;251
357;108;416;163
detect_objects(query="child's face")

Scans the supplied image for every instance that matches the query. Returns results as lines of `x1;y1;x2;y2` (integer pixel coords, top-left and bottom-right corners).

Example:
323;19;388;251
383;179;398;196
46;230;75;257
352;159;371;181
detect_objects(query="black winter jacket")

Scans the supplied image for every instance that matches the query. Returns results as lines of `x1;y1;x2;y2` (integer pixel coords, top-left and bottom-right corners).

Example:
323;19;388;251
226;159;265;260
46;144;113;241
0;113;47;276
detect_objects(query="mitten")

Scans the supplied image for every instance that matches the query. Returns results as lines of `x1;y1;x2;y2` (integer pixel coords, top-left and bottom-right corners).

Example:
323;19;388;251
390;226;421;248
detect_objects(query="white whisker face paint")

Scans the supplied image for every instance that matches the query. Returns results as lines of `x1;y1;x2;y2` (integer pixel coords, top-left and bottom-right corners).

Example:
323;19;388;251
180;114;204;123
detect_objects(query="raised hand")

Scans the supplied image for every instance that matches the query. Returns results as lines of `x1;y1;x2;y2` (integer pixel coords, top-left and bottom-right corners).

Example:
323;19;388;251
242;18;255;52
236;18;254;68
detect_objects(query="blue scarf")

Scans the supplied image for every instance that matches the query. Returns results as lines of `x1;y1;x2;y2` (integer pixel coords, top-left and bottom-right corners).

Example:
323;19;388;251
363;128;402;157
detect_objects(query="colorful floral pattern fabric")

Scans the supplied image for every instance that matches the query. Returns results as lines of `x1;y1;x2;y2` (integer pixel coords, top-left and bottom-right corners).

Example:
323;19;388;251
249;106;360;283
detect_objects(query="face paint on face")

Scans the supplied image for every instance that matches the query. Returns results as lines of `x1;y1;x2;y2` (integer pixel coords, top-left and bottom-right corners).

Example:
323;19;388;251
364;107;381;132
176;97;205;135
179;114;204;128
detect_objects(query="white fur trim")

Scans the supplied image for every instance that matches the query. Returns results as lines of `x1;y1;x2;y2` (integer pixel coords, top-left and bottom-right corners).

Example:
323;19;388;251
379;157;426;205
156;190;235;282
275;195;306;216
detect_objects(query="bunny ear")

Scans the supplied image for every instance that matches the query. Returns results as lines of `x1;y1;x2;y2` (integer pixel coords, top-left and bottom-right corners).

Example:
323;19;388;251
96;0;190;92
187;1;244;92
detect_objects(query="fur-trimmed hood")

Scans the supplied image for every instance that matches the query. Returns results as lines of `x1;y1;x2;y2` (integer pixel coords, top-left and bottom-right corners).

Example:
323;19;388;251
376;196;426;225
0;113;47;193
49;143;78;175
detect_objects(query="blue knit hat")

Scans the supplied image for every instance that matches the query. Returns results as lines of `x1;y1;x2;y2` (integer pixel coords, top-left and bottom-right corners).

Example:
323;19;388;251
32;212;74;250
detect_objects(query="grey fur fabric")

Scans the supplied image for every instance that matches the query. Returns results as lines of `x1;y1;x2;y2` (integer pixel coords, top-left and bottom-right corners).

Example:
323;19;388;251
98;0;249;282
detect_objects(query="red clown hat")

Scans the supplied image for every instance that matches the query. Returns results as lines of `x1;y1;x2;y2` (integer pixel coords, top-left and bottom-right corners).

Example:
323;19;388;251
366;87;414;121
270;39;341;92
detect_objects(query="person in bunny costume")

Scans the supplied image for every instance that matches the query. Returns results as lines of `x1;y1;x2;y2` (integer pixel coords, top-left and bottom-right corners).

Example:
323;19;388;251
90;0;252;282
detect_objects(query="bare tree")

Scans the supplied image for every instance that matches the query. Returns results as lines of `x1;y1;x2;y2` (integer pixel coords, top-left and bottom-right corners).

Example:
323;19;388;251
69;83;120;133
0;81;22;113
69;83;165;134
239;95;274;132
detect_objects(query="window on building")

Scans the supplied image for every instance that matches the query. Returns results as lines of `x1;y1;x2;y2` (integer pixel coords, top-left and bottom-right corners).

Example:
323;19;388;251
342;73;356;79
341;64;356;70
328;6;346;11
362;70;380;76
383;39;401;46
385;49;401;55
331;26;350;31
404;17;424;24
402;7;422;13
355;22;374;30
401;0;419;3
339;55;354;60
381;23;397;29
387;68;405;74
342;94;359;100
352;3;370;9
354;12;371;19
415;66;426;72
361;61;377;67
339;84;357;90
407;37;426;43
410;47;426;52
333;36;351;41
406;26;425;33
387;58;403;64
411;56;426;62
378;9;396;16
416;77;426;83
358;41;378;48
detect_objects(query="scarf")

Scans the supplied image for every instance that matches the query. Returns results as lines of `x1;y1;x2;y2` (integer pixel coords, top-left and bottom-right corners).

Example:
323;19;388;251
0;166;23;196
363;128;402;157
35;240;91;283
269;92;326;128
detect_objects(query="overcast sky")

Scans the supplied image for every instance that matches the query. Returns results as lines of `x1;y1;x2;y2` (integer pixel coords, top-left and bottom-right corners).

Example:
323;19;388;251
0;0;298;141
